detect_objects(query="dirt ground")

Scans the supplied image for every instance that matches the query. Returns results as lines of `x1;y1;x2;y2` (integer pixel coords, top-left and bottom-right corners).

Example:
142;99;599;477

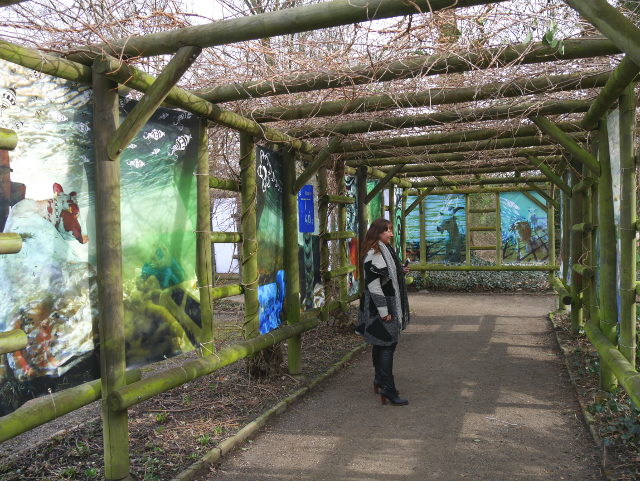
207;293;604;481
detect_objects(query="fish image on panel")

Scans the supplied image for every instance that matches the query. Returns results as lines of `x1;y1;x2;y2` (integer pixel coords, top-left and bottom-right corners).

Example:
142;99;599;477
500;192;549;263
0;59;201;414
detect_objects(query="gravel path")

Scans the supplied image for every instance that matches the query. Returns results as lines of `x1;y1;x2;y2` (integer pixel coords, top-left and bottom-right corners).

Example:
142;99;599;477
205;293;603;481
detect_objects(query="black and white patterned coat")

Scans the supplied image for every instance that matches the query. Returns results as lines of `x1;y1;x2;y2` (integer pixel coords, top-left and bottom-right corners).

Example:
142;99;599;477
358;242;410;346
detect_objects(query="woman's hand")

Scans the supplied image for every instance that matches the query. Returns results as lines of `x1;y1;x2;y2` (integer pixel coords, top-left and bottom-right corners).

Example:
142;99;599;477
381;314;392;322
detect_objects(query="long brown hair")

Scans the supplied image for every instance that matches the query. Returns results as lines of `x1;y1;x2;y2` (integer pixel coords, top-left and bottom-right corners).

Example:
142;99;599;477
360;218;391;260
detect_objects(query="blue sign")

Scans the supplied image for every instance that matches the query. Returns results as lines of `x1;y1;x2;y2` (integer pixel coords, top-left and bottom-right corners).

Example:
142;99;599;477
298;185;314;233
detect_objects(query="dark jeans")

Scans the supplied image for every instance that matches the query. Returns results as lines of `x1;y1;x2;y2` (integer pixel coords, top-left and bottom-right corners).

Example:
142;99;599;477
372;343;397;392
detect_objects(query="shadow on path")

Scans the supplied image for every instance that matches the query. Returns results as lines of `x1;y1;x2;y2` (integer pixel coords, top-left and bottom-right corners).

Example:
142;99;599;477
206;293;603;481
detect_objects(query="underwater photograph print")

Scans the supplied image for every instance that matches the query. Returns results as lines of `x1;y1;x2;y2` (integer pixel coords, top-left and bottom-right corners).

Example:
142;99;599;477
0;59;200;414
425;194;467;264
499;192;549;263
256;147;285;334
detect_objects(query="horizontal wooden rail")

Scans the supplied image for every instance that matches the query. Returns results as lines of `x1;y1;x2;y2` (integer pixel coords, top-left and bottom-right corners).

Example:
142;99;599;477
0;369;141;443
469;226;496;232
209;176;240;192
366;166;412;188
0;127;17;150
321;230;355;241
0;329;27;355
211;232;242;243
0;233;22;254
469;208;496;214
584;320;640;408
549;276;572;305
572;178;595;194
572;263;594;278
409;264;558;271
571;223;595;233
322;195;355;204
470;245;497;250
211;284;244;300
323;265;357;280
109;318;318;411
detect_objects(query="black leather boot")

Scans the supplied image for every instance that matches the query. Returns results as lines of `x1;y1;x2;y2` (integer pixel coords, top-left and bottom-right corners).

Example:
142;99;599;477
378;344;408;406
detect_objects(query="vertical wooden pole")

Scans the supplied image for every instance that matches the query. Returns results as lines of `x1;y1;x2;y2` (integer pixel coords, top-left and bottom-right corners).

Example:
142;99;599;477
196;119;214;355
356;165;368;295
597;117;619;390
547;186;556;303
400;189;407;261
618;83;637;365
569;167;584;332
318;163;329;322
388;186;395;234
581;166;594;323
240;133;260;340
561;172;571;285
495;192;502;266
336;160;348;311
282;149;302;374
92;67;130;481
419;197;426;263
465;194;471;265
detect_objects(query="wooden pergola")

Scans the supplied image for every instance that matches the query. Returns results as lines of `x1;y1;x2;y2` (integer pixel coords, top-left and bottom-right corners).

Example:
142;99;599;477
0;0;638;479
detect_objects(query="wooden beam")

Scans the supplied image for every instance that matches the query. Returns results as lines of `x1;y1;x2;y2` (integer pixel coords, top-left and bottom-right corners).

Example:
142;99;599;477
526;183;560;210
107;46;201;161
582;56;639;130
563;0;640;72
0;127;17;151
365;166;411;188
415;175;547;188
365;164;404;203
293;136;341;192
378;155;563;174
67;0;508;62
522;190;548;211
193;37;618;103
252;71;610;122
526;155;571;196
0;39;91;84
342;135;574;161
289;99;593;138
92;54;315;154
0;329;26;355
404;188;433;216
391;162;563;178
339;122;586;152
530;116;600;175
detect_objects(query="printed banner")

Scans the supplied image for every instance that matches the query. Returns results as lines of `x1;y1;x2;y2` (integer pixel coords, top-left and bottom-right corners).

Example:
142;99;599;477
295;159;323;311
426;194;467;264
0;60;200;414
344;175;359;296
404;195;421;262
256;147;285;334
500;192;549;263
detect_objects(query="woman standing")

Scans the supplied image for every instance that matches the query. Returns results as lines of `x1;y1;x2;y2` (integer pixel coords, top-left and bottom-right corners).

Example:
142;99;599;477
358;218;411;406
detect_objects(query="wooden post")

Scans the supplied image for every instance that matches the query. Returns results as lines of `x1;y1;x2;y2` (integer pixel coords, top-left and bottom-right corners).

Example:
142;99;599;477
282;149;302;374
240;133;260;340
547;185;557;303
618;83;637;366
465;194;471;265
495;192;502;266
569;168;584;332
419;196;426;263
561;172;571;285
318;162;330;322
400;190;407;260
356;165;368;294
92;66;130;481
196;119;214;355
597;117;619;390
336;160;349;312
